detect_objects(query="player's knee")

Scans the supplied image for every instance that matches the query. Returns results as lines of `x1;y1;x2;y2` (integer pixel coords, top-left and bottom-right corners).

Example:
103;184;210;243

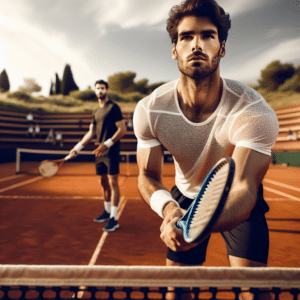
99;175;109;187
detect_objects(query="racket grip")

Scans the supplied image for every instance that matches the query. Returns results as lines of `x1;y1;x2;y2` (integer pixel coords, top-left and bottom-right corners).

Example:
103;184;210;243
65;154;72;161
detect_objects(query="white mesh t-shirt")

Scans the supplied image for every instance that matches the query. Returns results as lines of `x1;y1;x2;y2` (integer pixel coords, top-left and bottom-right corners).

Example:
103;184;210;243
133;78;279;199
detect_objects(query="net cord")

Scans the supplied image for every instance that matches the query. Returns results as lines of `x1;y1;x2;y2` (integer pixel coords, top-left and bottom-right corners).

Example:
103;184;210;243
15;148;170;174
0;265;299;288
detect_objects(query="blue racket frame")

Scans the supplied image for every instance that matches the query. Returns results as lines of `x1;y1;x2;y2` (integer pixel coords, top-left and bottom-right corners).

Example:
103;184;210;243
177;157;235;243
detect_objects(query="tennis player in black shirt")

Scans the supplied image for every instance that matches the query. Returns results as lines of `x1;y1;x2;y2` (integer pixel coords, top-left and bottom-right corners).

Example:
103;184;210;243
69;80;127;231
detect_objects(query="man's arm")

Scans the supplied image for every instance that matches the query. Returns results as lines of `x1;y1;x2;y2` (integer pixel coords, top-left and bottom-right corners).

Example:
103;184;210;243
137;145;167;202
69;123;96;158
212;146;271;232
137;145;190;251
160;146;271;252
93;119;127;157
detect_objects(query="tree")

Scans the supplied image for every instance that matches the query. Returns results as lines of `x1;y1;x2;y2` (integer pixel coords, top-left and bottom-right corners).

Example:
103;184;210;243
148;82;166;93
0;69;10;92
258;60;295;91
49;81;54;95
108;71;136;93
55;73;61;94
18;78;41;94
61;64;79;95
278;65;300;92
135;79;149;94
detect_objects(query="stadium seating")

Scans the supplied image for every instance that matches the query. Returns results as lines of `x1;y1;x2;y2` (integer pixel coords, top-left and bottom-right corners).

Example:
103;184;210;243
272;105;300;152
1;104;300;153
0;110;137;152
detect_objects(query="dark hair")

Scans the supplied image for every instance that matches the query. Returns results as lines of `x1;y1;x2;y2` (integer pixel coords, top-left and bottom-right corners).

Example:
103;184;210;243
166;0;231;45
95;79;109;89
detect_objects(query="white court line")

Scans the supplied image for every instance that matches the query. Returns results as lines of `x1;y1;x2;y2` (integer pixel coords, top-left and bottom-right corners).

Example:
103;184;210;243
264;186;300;202
0;195;104;200
88;196;127;266
0;177;43;193
264;179;300;193
265;198;289;201
0;174;25;183
76;195;127;298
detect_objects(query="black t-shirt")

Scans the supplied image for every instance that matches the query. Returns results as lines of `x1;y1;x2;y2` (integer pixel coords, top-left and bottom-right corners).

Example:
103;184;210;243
92;100;123;157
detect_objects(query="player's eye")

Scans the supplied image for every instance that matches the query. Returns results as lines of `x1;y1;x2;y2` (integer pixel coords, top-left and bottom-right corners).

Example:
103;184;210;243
181;35;192;41
203;34;214;39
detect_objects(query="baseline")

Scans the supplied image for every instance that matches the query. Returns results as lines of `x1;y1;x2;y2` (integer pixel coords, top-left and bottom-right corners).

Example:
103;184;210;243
0;177;43;193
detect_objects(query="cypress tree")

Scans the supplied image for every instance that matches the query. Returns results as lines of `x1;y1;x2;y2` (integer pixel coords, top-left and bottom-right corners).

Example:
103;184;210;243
61;64;79;95
0;69;10;92
50;81;54;95
55;73;61;94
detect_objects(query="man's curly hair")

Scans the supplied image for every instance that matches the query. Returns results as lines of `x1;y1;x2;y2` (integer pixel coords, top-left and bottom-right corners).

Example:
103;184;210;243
166;0;231;45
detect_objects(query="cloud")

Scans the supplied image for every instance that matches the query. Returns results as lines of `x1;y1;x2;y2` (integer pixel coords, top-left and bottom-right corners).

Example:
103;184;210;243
218;0;270;17
222;38;300;83
0;1;93;93
90;0;179;33
90;0;271;34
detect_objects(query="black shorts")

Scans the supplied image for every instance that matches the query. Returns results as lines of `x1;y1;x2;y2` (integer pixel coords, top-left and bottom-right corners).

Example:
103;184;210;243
95;154;119;175
167;185;269;265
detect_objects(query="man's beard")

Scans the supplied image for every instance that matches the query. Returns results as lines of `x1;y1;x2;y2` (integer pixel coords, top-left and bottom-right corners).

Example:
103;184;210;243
99;93;107;100
178;52;221;81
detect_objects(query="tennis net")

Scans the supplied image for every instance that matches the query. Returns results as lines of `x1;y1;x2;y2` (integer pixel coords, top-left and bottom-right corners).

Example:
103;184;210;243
0;265;299;300
15;148;175;177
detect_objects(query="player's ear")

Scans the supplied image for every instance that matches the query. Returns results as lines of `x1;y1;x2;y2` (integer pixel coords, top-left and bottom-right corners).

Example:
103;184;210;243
172;43;178;60
219;40;226;58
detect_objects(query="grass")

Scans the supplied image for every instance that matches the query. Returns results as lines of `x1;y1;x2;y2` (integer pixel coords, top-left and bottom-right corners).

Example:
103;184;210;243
257;89;300;110
1;89;300;114
0;92;138;114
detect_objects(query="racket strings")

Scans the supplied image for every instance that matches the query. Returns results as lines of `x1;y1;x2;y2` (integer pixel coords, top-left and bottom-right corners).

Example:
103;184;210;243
188;163;229;235
39;161;59;177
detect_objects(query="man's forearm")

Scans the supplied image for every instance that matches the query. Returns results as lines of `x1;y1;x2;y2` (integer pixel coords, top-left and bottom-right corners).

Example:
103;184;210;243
212;184;257;232
137;173;166;206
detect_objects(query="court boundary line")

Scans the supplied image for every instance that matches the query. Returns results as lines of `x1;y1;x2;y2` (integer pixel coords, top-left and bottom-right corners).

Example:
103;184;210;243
264;186;300;202
0;195;105;200
0;195;142;201
0;174;26;183
264;179;300;193
88;196;127;266
0;177;43;193
76;195;127;299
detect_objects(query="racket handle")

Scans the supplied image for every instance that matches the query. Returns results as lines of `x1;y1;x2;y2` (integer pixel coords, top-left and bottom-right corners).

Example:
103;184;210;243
65;154;72;161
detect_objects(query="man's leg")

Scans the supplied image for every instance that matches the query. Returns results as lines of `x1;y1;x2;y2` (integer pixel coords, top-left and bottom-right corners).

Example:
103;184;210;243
103;174;120;231
108;174;119;206
166;259;203;300
229;256;271;300
93;174;111;223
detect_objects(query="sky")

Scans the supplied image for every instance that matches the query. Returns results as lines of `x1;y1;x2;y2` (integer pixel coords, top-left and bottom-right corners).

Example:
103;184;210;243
0;0;299;96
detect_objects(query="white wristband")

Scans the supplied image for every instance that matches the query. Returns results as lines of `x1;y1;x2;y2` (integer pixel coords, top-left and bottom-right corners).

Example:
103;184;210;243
73;142;84;153
104;138;114;148
150;190;179;218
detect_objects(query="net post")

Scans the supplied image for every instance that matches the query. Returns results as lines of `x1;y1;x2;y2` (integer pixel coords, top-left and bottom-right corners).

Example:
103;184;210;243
16;148;21;174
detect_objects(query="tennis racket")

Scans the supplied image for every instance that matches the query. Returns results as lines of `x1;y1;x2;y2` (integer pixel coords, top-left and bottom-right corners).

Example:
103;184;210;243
177;157;235;243
38;154;71;178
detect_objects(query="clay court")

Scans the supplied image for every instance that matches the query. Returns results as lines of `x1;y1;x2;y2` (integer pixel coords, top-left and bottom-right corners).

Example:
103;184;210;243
0;160;299;268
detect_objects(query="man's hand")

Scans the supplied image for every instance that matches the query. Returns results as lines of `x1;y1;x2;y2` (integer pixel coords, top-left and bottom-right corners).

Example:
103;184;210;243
160;204;199;252
93;142;107;157
69;149;79;159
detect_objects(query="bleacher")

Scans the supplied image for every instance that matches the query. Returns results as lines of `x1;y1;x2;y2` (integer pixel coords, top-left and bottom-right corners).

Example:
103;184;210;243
1;103;300;165
0;110;136;152
272;105;300;152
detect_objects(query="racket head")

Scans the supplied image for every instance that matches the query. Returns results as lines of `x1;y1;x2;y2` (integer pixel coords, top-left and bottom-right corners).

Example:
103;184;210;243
177;157;235;243
38;160;59;177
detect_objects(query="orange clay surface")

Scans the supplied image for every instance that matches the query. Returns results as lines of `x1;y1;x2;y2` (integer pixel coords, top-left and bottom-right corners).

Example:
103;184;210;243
0;162;299;267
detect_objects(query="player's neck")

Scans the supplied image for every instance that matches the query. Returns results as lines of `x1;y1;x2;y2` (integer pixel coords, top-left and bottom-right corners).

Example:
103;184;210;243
98;97;108;108
177;74;223;123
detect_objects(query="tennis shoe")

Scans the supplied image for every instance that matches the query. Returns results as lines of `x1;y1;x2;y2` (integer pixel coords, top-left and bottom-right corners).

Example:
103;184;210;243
103;217;120;232
93;210;110;223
